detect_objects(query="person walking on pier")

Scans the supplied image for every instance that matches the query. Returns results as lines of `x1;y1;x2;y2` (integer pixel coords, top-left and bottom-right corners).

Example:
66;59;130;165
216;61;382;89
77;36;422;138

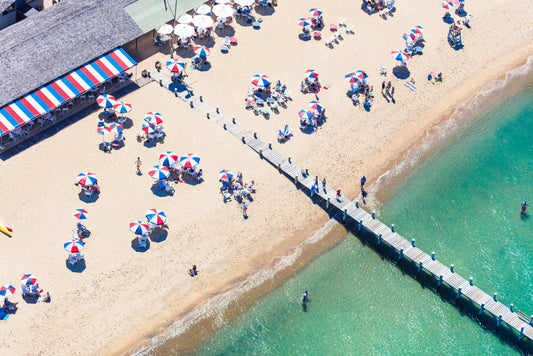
521;200;528;215
360;176;366;188
322;177;327;191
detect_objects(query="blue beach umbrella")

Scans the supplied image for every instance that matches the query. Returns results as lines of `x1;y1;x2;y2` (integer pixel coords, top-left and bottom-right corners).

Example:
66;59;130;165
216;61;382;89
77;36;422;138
344;73;360;84
148;165;170;180
129;221;150;236
251;74;271;88
159;151;179;167
179;153;200;169
391;50;410;62
96;94;116;109
145;209;167;226
297;18;310;27
219;169;234;181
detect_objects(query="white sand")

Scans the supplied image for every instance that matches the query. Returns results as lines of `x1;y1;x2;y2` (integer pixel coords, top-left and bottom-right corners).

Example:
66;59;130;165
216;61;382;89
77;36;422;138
0;0;532;354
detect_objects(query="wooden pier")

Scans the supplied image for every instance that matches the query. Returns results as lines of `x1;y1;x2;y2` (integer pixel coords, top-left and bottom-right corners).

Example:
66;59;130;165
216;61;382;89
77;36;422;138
150;70;533;351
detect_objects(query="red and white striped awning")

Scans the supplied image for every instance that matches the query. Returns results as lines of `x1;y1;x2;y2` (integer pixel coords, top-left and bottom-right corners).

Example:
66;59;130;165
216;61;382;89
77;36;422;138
0;47;136;136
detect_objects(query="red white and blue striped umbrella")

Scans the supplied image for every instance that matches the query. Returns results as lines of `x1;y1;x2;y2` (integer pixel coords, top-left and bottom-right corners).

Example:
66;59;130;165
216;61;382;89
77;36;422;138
21;274;37;286
166;59;186;73
297;18;310;27
179;153;200;169
305;69;319;79
298;109;314;119
218;169;234;181
144;112;164;125
193;45;210;57
410;26;423;34
64;239;84;253
142;123;156;134
391;50;410;62
403;32;417;42
441;1;454;9
354;70;368;80
129;221;150;235
251;74;270;88
159;151;179;167
108;123;123;134
97;126;111;135
344;73;360;83
309;101;323;113
113;101;132;114
74;209;88;220
96;94;116;109
146;209;167;225
0;285;16;297
148;165;170;180
309;8;322;17
77;172;97;187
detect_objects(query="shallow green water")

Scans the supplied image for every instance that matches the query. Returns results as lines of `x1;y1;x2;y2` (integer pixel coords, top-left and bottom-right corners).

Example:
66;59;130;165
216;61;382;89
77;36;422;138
194;88;533;355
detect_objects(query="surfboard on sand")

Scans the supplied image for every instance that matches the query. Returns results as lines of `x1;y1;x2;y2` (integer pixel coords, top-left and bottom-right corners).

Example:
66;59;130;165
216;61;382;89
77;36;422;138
0;216;13;237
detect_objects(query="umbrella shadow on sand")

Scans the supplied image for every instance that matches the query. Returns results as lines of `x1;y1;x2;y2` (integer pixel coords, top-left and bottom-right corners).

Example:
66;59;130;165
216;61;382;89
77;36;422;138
215;25;236;37
78;191;99;203
235;15;255;27
131;237;150;252
193;37;215;48
150;228;168;243
65;259;86;273
197;62;212;72
175;47;195;59
150;184;174;197
392;65;410;79
255;5;275;16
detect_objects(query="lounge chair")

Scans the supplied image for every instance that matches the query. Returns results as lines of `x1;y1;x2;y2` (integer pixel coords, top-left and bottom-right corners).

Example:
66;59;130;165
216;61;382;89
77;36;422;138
345;25;354;34
67;254;78;266
387;0;395;9
379;65;387;76
325;36;335;47
283;125;292;138
338;18;346;27
84;188;93;197
379;8;390;18
138;236;147;248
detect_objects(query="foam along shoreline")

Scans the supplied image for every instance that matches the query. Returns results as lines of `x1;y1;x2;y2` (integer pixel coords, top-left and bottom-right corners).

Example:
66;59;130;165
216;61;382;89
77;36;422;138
124;52;533;356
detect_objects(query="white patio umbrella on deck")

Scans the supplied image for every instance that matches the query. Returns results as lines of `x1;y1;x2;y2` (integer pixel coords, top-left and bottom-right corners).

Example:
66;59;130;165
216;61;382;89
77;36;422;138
177;13;193;24
195;4;211;15
192;15;214;29
157;24;173;35
213;4;233;18
234;0;255;6
174;24;195;38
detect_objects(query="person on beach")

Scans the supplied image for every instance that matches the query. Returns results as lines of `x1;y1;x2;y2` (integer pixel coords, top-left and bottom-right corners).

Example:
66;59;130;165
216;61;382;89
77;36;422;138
361;187;368;204
521;200;528;215
390;86;395;100
360;176;367;188
322;177;327;189
189;265;198;277
315;176;319;186
135;157;142;175
336;189;342;201
381;81;385;94
242;203;248;217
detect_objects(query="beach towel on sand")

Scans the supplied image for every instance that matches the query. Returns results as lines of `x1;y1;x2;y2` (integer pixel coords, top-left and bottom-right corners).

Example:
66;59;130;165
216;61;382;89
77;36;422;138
404;82;417;91
0;311;10;320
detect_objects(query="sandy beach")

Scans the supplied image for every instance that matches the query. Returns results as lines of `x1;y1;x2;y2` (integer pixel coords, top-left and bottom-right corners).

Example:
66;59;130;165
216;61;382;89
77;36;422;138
0;0;532;355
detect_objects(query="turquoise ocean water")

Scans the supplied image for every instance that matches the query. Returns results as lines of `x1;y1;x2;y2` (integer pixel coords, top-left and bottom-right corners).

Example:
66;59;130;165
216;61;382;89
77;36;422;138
191;83;533;355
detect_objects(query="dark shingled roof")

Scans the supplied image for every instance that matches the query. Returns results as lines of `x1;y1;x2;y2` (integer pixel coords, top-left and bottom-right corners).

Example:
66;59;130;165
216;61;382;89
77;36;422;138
0;0;143;107
0;0;14;13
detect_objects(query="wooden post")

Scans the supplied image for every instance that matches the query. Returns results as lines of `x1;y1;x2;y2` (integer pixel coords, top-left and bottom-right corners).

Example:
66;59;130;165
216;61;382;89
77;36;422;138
190;100;194;108
456;287;462;299
326;197;330;209
223;123;227;129
371;211;375;219
159;79;163;86
254;132;257;139
216;107;220;113
510;304;514;312
259;149;262;157
496;314;502;327
411;239;415;247
398;248;403;260
232;117;236;124
391;224;395;233
479;303;485;315
418;262;422;272
377;234;382;245
431;252;435;260
358;220;362;232
268;142;272;149
450;264;454;273
241;135;245;143
438;275;443;286
200;95;203;102
493;293;498;301
294;176;298;184
355;201;359;208
174;88;178;96
343;209;347;222
519;326;524;340
207;113;210;119
288;157;292;163
469;277;473;286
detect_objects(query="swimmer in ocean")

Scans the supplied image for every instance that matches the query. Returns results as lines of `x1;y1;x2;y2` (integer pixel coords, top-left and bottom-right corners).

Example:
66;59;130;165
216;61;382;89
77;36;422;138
521;200;528;215
302;291;309;304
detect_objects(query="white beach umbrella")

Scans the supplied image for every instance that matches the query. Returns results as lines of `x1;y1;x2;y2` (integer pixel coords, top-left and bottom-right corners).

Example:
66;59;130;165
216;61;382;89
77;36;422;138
195;4;211;15
234;0;255;6
157;24;173;35
177;13;193;24
173;24;195;38
192;15;214;29
213;4;233;18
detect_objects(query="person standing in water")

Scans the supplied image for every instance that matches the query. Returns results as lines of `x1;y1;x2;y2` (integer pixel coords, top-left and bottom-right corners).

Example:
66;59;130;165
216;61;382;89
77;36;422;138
302;290;309;304
521;200;528;215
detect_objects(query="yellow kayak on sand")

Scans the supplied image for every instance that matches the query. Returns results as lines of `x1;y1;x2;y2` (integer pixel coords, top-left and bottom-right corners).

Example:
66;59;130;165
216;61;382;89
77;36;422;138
0;217;12;237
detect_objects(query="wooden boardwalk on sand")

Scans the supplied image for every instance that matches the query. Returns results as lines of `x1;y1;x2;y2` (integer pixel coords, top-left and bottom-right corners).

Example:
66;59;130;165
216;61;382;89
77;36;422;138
149;70;533;348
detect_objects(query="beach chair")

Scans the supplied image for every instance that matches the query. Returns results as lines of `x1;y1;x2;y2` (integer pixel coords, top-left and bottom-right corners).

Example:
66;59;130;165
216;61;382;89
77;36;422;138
223;36;230;46
67;254;77;266
138;236;147;248
325;36;335;47
387;0;395;9
379;65;387;76
283;125;292;138
345;25;354;34
88;93;95;101
329;24;337;31
75;252;85;261
379;8;390;18
84;188;93;197
230;37;238;45
338;18;346;27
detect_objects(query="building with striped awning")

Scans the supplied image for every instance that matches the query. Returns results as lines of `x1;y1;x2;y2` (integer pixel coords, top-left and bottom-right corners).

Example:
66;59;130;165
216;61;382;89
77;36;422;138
0;48;136;135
